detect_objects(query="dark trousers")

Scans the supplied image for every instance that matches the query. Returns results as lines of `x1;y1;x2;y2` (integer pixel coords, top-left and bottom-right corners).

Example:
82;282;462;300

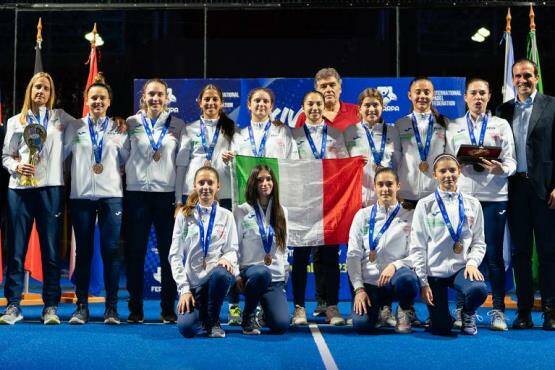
4;187;62;307
508;176;555;310
292;245;340;307
240;265;289;334
71;198;123;308
177;266;234;338
124;191;176;313
427;268;488;334
352;268;419;333
457;201;508;311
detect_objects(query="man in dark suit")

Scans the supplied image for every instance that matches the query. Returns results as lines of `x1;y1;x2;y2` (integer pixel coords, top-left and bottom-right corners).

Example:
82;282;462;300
497;58;555;330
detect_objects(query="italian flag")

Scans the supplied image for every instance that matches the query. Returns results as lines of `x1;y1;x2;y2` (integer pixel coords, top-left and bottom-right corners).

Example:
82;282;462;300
232;155;363;246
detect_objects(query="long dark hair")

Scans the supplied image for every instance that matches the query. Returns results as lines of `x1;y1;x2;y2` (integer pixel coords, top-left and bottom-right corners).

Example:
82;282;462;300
182;166;220;217
408;77;448;128
245;165;287;252
197;84;235;141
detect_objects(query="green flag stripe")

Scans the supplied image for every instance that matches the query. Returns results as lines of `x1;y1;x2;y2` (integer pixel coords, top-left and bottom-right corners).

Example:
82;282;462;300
235;155;279;205
527;30;543;93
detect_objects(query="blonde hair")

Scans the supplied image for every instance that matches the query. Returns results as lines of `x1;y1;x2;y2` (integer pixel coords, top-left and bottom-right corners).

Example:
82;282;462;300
19;72;56;125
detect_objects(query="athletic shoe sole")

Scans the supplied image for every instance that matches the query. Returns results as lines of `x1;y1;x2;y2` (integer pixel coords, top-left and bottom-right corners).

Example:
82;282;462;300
43;316;61;325
0;315;23;325
69;318;86;325
104;318;121;325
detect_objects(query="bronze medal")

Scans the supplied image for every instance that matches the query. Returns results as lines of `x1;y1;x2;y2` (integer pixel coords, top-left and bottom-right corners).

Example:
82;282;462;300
453;241;463;254
204;159;212;167
93;163;104;174
264;253;272;266
369;250;377;262
153;150;161;162
418;161;429;173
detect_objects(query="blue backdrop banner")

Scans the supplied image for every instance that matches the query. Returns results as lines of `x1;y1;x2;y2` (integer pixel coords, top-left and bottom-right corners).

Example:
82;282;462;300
136;76;466;301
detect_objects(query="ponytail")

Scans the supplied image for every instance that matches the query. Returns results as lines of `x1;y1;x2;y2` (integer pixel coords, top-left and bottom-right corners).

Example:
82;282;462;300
182;191;199;217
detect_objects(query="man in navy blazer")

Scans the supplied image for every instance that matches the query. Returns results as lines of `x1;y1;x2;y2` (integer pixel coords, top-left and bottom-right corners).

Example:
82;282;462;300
497;58;555;330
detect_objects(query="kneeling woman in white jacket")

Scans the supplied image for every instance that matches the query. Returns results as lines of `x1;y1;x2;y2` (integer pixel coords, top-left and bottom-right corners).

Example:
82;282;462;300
169;166;239;338
410;154;488;336
234;165;290;335
347;167;419;334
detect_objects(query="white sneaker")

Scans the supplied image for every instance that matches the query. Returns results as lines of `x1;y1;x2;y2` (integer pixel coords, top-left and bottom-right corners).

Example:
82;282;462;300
0;305;23;325
377;305;397;328
488;309;508;331
292;305;308;325
326;305;345;326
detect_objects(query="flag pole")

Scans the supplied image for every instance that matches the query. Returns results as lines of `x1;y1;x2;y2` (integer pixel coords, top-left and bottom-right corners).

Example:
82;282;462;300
529;4;535;32
506;7;511;33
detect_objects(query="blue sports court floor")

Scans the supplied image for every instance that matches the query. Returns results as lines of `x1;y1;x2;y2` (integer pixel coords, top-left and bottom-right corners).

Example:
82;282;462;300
0;298;554;370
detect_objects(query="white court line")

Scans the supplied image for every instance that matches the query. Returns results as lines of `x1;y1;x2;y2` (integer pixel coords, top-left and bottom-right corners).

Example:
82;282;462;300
309;324;339;370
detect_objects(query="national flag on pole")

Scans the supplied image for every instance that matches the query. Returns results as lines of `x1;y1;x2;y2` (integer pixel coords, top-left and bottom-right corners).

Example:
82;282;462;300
526;6;543;94
34;17;43;74
232;155;363;246
24;222;43;282
82;23;99;117
502;9;515;103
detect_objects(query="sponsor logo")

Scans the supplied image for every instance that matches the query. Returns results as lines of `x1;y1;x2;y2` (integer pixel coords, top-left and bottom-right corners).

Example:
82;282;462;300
153;267;162;283
377;86;400;112
167;88;179;113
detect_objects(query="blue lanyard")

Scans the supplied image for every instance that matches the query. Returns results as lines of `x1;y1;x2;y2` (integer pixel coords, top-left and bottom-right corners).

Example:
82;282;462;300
410;113;434;162
253;203;274;255
363;122;387;167
27;110;49;130
368;203;401;251
141;113;171;152
465;112;488;147
196;203;218;260
247;121;272;157
200;118;221;161
434;190;466;244
87;115;109;164
303;124;328;159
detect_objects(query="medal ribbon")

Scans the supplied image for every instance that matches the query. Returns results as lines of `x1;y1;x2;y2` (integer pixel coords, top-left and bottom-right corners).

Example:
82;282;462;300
303;123;328;159
87;115;109;164
196;202;218;262
410;113;434;162
142;113;171;153
369;203;401;251
465;111;488;147
199;118;222;161
434;190;466;244
27;109;49;130
253;202;275;255
363;122;388;167
248;121;272;157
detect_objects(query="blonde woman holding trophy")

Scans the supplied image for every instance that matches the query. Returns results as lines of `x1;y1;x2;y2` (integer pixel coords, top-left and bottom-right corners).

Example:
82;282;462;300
0;72;74;325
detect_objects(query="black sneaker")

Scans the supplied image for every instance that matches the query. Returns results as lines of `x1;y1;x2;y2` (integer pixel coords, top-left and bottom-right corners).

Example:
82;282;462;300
242;314;261;335
0;304;23;325
127;309;144;324
42;306;61;325
69;304;90;325
161;310;177;324
104;306;121;325
208;321;226;338
313;301;327;317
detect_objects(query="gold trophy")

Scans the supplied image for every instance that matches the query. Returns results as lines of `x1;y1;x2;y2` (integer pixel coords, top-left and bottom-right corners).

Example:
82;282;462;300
20;124;47;187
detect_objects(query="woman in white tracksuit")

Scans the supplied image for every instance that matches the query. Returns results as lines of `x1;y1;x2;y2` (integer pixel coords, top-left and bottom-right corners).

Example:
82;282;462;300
180;84;236;211
0;72;74;325
64;77;129;325
395;77;448;205
446;78;516;331
410;153;488;336
290;90;349;326
234;164;290;335
227;87;298;324
170;166;239;339
124;78;186;324
347;167;419;334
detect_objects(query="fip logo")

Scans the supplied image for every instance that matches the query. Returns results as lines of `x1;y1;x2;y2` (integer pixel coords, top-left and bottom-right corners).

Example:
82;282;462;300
377;86;400;112
167;88;179;113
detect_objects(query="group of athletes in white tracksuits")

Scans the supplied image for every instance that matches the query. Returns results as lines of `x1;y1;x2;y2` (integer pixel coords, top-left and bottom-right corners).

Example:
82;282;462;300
0;70;517;338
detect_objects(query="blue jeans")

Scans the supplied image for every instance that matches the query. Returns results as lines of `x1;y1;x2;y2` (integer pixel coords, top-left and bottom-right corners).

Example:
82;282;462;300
352;267;419;333
240;265;289;334
4;187;63;307
457;201;507;311
177;266;234;338
124;191;176;313
70;198;123;308
427;268;488;335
